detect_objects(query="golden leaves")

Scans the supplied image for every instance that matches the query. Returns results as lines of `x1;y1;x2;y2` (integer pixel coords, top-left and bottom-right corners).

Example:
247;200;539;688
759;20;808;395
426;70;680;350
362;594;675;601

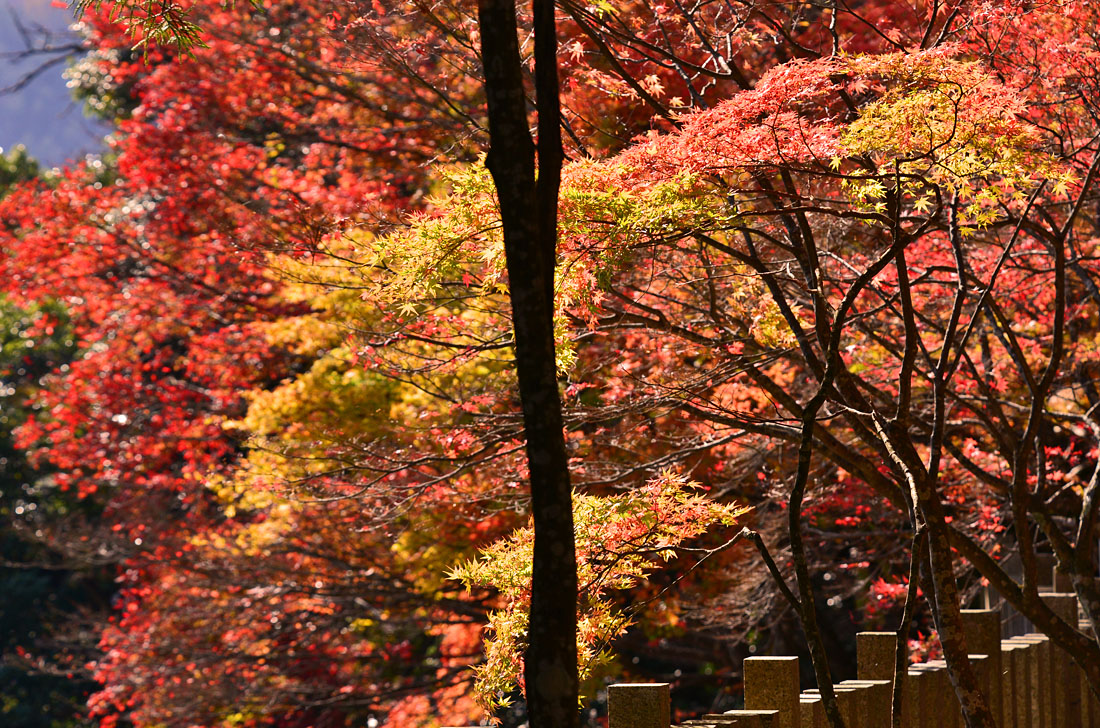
450;471;746;717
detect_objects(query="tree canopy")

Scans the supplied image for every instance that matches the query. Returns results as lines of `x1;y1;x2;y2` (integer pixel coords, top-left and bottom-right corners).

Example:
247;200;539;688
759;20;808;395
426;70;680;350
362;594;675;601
2;0;1100;726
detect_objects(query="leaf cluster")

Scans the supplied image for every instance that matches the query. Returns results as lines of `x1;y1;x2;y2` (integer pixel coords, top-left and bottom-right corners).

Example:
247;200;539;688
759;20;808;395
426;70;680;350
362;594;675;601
450;472;745;717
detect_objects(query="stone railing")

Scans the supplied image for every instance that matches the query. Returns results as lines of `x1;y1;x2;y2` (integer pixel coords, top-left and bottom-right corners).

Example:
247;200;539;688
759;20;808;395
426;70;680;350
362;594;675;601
607;593;1100;728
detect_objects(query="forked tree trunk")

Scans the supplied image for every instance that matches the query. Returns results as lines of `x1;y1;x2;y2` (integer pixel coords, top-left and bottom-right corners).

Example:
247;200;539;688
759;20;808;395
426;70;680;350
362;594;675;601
475;0;579;726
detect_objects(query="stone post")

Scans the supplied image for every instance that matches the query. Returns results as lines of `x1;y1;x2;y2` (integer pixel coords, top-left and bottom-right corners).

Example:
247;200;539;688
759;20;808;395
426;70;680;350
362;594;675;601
1042;593;1081;728
714;710;780;727
1036;553;1056;592
799;696;825;728
744;657;801;728
925;661;961;728
968;654;992;726
1088;677;1100;728
608;683;670;728
1082;620;1100;728
804;686;859;728
907;666;929;728
841;680;890;728
858;632;900;681
1007;634;1050;728
857;633;906;727
961;609;1002;727
847;685;870;728
1000;641;1026;728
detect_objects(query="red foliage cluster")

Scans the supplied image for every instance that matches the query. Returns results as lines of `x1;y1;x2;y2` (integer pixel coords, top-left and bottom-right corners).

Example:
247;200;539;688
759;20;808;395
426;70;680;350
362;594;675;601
5;0;1100;725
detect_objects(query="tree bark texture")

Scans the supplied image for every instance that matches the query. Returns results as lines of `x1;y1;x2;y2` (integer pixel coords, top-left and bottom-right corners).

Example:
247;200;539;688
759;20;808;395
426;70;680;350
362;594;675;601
475;0;579;726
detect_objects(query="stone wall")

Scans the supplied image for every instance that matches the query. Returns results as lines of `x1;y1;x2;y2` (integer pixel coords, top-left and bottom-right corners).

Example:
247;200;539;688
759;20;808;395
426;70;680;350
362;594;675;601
606;596;1100;728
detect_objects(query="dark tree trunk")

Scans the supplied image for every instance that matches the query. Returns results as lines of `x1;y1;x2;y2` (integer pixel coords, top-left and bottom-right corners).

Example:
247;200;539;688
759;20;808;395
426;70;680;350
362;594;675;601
475;0;579;726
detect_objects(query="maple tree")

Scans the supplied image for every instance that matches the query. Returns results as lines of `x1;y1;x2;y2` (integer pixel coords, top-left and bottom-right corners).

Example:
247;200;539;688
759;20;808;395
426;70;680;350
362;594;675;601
0;149;108;728
4;0;1100;727
277;5;1100;725
0;301;97;728
474;0;583;723
1;2;494;726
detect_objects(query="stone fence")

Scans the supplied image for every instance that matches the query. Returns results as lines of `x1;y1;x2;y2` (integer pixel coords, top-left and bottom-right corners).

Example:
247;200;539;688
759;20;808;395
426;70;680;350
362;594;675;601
607;593;1100;728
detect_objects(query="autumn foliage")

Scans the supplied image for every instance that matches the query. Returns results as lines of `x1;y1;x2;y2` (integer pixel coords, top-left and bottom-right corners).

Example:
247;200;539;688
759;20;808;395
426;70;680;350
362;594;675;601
3;0;1100;726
